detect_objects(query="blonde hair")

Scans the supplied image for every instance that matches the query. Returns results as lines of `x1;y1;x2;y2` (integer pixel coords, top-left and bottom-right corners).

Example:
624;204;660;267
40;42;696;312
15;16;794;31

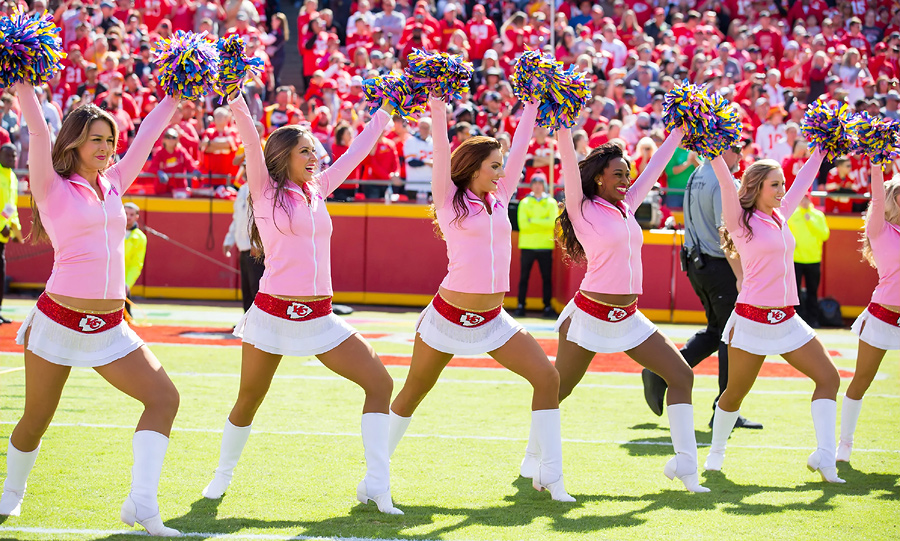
31;104;119;243
721;159;781;257
861;176;900;267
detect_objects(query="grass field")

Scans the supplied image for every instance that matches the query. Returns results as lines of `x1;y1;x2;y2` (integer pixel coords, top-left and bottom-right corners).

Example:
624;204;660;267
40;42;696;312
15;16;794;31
0;297;898;541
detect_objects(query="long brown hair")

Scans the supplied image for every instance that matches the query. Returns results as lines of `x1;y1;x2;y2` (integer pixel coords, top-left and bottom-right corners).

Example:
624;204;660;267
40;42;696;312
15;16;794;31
861;175;900;267
431;136;502;237
247;124;315;257
721;159;781;258
30;104;119;243
556;143;632;263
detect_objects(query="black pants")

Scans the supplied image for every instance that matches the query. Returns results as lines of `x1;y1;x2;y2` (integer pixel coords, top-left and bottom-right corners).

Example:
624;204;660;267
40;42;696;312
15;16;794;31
518;249;553;308
0;242;6;309
682;256;739;405
795;262;822;326
240;250;266;312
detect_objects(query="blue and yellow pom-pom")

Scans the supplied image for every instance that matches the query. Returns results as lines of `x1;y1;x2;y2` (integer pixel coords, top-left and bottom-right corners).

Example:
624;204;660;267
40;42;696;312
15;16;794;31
510;50;552;104
801;100;860;161
363;73;426;121
215;35;264;98
154;31;221;100
538;65;591;132
854;112;900;165
406;49;473;102
0;9;66;87
663;83;742;160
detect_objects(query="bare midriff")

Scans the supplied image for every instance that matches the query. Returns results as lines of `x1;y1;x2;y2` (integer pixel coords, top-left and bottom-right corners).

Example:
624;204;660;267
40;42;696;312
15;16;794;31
580;290;637;306
47;293;126;313
882;303;900;313
269;294;331;303
438;287;505;311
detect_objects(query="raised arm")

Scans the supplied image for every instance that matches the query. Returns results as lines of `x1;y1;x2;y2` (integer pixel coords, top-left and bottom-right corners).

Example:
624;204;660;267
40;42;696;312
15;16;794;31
228;94;268;199
781;147;824;217
626;127;685;208
867;162;886;236
429;97;454;208
499;101;538;201
109;96;179;191
711;155;743;232
15;83;53;201
319;107;391;196
558;128;584;222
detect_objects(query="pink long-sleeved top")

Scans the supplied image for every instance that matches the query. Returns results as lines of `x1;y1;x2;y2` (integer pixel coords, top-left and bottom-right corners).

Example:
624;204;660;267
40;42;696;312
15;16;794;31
866;166;900;305
230;95;389;296
431;97;538;294
19;83;178;300
558;127;683;294
712;149;824;307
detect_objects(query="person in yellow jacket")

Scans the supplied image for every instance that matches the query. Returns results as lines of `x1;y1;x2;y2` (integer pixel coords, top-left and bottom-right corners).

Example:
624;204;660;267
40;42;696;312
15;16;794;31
0;144;21;324
123;202;147;317
514;175;558;318
788;193;830;328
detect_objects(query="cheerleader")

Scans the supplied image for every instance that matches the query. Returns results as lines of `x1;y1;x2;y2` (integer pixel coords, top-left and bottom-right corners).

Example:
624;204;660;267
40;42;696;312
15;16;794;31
839;164;900;462
541;126;710;493
387;96;575;502
0;83;182;536
201;92;403;514
706;148;844;483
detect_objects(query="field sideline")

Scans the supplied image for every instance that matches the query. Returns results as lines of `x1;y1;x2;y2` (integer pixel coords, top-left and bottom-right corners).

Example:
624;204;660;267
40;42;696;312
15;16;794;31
0;298;898;541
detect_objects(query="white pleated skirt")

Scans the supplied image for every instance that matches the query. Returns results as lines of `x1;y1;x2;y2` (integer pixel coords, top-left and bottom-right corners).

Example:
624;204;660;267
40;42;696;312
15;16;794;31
15;305;144;367
234;303;357;357
851;309;900;351
415;302;522;355
722;311;816;356
554;298;658;353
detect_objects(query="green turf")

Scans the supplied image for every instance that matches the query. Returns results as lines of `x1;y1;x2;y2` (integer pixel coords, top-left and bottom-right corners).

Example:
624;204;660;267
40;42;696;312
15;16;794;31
0;302;898;540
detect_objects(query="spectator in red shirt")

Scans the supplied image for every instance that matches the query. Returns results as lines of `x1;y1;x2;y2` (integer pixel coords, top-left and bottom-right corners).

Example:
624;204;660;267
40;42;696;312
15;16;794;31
331;124;362;201
466;4;498;66
99;90;136;156
523;127;561;199
137;0;176;33
671;10;700;48
61;45;87;90
361;130;400;199
200;107;241;185
169;0;198;32
147;128;200;195
436;4;465;52
843;17;872;57
782;139;810;191
824;157;857;214
755;11;784;60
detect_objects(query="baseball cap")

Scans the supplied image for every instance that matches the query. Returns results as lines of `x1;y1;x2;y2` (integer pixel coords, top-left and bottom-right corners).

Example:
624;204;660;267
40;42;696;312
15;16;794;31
484;49;499;60
350;75;364;87
236;12;249;21
888;91;900;101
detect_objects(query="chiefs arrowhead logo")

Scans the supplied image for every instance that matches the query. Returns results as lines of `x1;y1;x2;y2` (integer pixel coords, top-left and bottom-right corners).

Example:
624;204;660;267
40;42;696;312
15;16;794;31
460;312;485;327
287;302;313;319
79;315;106;332
767;309;787;324
608;308;628;322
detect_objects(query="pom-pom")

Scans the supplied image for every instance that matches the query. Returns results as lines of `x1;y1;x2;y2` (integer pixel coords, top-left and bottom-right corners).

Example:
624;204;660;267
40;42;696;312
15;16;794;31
510;50;552;104
854;112;900;165
215;35;264;98
663;83;742;160
537;65;592;132
0;9;66;87
406;49;473;101
363;73;426;121
801;99;860;161
153;31;221;100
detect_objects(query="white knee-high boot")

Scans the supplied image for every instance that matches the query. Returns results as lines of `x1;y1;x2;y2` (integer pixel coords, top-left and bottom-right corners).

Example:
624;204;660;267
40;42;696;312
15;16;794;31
837;396;863;462
704;405;739;471
120;431;180;537
387;410;411;457
663;404;710;493
530;409;575;502
520;425;540;479
356;413;402;515
0;440;41;516
203;419;252;499
808;399;844;483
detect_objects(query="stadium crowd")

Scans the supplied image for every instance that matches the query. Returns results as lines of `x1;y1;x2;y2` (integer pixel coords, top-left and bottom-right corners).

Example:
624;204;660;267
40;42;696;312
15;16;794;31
0;0;897;208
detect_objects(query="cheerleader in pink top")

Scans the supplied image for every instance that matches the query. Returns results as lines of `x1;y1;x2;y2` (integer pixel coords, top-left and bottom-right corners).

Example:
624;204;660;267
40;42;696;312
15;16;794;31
387;96;575;502
706;149;844;483
200;92;403;514
0;83;182;536
545;126;710;493
838;163;900;463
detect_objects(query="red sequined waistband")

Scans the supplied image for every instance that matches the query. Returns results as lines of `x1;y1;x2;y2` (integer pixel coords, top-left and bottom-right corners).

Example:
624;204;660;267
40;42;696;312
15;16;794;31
432;294;501;328
735;303;796;325
574;292;637;323
254;293;333;321
36;293;124;334
867;303;900;327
